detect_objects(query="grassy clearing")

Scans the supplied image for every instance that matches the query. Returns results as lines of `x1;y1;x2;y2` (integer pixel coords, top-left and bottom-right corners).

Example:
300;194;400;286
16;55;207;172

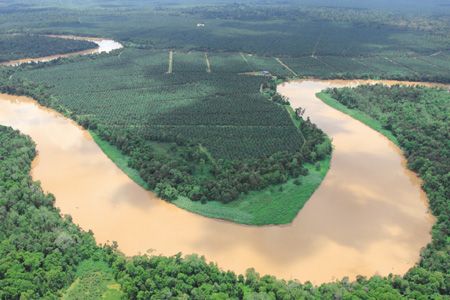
62;260;123;300
167;50;173;74
285;106;304;132
316;92;399;146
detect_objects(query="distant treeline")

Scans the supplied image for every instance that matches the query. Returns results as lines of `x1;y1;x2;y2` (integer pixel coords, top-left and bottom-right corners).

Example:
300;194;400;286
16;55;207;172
0;34;97;63
324;84;449;297
182;3;450;35
1;2;450;58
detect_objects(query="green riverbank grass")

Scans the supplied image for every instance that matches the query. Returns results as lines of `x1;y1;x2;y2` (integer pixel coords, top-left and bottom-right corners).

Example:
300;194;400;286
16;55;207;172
173;158;330;225
316;92;399;146
90;131;149;189
62;260;123;300
89;129;331;225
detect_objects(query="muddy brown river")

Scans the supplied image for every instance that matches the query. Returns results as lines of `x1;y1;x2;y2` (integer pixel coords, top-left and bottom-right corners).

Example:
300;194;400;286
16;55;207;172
0;75;436;283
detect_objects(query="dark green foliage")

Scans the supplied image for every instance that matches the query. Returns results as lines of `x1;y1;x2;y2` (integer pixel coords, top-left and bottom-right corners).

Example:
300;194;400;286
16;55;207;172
262;78;290;105
208;53;252;74
5;49;330;204
283;57;334;77
0;34;97;63
107;119;325;204
278;54;450;83
0;2;450;83
325;85;450;297
114;252;401;299
15;49;303;159
113;254;243;299
0;126;110;299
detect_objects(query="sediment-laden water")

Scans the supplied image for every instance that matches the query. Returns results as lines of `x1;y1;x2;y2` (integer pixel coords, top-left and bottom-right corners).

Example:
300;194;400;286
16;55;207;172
0;78;435;283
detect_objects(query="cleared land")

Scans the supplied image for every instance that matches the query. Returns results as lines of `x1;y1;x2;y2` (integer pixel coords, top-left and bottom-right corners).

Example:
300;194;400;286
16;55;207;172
275;57;298;76
167;50;173;74
205;52;211;73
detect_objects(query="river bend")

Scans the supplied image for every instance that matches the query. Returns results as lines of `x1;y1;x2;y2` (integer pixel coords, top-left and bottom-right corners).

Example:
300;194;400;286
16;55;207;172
0;77;435;283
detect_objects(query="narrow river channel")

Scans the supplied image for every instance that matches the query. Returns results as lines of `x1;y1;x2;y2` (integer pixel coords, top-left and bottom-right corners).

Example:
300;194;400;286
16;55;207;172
0;74;435;282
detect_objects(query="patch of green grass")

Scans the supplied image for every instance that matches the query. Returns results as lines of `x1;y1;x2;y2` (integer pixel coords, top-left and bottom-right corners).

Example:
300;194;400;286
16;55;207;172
90;130;330;225
173;158;330;225
62;260;123;300
316;92;399;146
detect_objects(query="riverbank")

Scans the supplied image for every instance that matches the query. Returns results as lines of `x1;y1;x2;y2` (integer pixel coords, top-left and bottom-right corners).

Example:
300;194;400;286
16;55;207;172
316;92;399;146
0;78;434;283
90;131;149;190
91;129;331;225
